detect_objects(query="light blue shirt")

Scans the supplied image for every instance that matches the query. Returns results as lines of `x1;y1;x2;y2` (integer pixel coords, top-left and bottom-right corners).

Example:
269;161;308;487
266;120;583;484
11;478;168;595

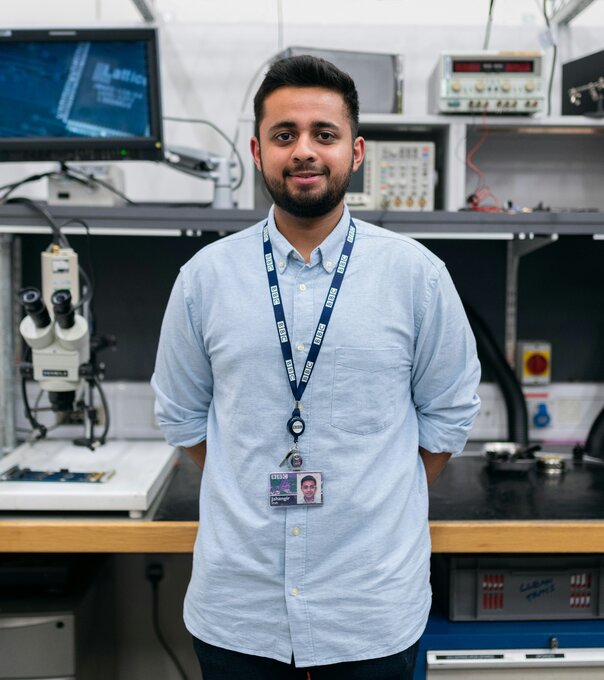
151;205;481;667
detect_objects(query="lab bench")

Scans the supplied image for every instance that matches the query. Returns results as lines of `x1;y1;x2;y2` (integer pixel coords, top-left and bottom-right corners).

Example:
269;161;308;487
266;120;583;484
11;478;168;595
1;451;604;553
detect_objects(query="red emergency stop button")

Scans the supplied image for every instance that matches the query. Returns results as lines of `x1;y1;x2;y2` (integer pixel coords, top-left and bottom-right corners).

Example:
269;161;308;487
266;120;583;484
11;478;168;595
526;353;549;375
518;341;551;385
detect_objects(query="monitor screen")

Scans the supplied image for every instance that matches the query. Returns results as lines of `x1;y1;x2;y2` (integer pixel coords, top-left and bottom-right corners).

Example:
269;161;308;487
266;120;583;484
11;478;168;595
0;28;163;162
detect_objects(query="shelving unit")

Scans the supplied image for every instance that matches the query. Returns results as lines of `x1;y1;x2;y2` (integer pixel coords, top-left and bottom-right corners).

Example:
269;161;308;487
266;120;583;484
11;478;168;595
236;113;604;215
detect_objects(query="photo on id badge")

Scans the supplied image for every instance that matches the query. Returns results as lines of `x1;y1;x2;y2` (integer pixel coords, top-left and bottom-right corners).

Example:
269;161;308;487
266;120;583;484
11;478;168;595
269;472;323;506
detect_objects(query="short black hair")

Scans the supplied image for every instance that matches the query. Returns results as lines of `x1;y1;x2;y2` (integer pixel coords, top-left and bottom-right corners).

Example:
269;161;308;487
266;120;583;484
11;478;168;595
253;55;359;138
300;475;317;486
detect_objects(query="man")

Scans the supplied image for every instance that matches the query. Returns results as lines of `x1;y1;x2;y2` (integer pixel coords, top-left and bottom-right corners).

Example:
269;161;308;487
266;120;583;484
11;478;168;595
300;475;318;504
152;55;480;679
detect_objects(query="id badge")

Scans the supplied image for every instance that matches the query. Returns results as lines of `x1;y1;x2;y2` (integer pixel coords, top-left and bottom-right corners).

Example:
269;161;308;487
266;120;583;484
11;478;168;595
269;471;323;507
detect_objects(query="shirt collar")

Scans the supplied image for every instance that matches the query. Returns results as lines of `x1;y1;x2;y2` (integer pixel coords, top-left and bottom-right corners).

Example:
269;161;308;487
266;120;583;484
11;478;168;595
266;204;352;275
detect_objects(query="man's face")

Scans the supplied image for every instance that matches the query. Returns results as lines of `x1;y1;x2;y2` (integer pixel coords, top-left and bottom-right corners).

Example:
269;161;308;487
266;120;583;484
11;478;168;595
251;86;365;219
301;479;316;501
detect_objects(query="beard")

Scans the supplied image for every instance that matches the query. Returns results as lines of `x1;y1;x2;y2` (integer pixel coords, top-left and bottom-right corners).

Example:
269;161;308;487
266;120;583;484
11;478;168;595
260;159;353;219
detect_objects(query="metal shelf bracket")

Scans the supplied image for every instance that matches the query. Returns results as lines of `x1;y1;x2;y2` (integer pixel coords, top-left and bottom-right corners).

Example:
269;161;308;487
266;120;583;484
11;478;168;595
505;233;559;367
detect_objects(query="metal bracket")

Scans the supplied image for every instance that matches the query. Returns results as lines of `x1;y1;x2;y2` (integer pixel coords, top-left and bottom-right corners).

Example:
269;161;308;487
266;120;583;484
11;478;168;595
505;233;558;367
550;0;596;26
0;235;16;454
130;0;156;23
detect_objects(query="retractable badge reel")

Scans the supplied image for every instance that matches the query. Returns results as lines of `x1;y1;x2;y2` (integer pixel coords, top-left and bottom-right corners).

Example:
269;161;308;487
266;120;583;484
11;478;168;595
282;406;305;469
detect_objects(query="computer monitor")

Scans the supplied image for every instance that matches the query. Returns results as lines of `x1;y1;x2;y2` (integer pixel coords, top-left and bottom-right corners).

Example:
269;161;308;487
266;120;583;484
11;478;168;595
0;27;164;162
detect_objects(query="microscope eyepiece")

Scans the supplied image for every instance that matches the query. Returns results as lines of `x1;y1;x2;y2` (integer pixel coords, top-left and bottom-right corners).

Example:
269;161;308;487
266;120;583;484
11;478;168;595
51;289;75;329
18;287;51;328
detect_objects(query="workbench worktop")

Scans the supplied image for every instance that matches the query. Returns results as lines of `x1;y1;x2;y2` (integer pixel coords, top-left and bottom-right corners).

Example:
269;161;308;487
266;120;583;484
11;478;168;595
2;451;604;554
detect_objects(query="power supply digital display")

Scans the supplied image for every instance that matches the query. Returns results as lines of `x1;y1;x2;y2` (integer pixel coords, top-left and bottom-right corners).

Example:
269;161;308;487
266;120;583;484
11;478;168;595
452;60;534;73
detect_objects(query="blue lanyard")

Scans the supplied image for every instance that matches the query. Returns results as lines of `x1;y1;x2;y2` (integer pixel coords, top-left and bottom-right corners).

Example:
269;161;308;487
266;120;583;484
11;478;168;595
263;218;356;412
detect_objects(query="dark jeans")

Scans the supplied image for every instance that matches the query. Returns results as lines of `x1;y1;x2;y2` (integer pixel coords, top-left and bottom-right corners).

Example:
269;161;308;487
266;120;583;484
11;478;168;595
192;637;419;680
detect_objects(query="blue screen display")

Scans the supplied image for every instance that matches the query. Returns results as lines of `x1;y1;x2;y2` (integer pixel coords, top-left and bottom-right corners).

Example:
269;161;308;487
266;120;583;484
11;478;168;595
0;40;151;139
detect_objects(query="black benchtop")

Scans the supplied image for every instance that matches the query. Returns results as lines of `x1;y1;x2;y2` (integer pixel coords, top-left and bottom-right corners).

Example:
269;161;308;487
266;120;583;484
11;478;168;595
154;452;604;522
429;454;604;521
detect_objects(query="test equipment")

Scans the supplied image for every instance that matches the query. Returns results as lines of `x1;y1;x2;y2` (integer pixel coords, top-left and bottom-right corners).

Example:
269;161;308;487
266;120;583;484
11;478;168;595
428;51;544;115
562;49;604;118
345;140;435;211
276;46;404;114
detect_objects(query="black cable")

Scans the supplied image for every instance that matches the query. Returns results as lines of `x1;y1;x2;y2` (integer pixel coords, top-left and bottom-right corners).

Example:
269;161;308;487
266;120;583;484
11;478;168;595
231;55;274;153
277;0;284;53
584;407;604;458
483;0;496;50
60;218;97;313
0;171;59;200
61;164;136;205
4;199;95;314
92;376;110;445
2;196;69;247
463;303;529;446
147;565;189;680
21;376;47;439
1;199;95;310
542;0;557;116
0;164;134;205
163;115;245;191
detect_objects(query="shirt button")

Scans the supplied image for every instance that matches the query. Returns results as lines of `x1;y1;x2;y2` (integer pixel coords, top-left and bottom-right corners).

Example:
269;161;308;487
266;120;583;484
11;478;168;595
278;260;285;269
296;343;305;352
290;587;299;597
325;260;333;269
292;527;301;536
298;283;306;292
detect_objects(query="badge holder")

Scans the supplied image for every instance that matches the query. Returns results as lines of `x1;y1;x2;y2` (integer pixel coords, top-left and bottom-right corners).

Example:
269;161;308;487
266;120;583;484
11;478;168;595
269;470;323;507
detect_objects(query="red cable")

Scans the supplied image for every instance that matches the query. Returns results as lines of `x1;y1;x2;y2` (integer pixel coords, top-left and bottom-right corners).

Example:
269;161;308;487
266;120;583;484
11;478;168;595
466;111;501;211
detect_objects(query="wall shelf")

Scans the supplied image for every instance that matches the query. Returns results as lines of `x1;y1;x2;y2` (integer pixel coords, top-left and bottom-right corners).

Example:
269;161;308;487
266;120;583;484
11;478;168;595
0;204;602;237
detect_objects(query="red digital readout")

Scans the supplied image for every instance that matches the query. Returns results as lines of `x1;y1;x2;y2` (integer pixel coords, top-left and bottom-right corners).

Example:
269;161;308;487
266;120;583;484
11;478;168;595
504;62;532;72
453;60;534;74
453;62;482;72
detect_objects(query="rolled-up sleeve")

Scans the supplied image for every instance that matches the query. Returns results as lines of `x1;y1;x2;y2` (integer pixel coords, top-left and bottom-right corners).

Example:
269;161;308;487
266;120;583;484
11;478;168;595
151;271;213;448
411;265;481;456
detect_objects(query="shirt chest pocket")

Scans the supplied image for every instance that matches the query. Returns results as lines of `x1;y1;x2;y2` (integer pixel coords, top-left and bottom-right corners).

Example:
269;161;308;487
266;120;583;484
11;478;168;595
330;347;402;435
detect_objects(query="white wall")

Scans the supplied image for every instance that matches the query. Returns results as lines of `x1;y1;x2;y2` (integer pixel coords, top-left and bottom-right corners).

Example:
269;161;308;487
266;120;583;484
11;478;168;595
4;0;604;27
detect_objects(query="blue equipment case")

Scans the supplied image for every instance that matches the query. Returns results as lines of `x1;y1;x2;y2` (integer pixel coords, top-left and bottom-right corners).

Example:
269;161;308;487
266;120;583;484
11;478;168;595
414;608;604;679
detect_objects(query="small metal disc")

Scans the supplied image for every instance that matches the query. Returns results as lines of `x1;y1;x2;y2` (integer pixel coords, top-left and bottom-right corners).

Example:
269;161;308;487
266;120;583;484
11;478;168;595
289;453;303;470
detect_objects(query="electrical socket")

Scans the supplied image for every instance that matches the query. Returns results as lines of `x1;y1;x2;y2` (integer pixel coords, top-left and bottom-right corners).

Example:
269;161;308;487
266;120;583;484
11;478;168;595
145;561;164;584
